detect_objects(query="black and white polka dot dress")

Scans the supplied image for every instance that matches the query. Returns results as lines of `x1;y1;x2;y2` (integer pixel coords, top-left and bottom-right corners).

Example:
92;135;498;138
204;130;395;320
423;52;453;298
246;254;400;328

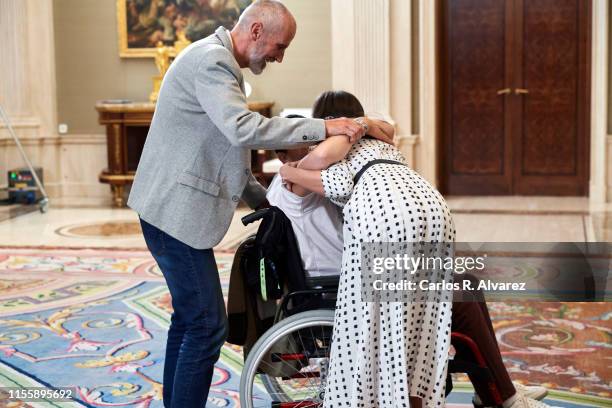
320;138;455;407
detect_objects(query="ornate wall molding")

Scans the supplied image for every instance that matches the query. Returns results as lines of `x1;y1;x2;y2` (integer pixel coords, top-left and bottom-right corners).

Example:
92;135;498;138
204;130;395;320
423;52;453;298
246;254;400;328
0;134;108;200
0;134;106;147
397;134;420;168
0;117;41;139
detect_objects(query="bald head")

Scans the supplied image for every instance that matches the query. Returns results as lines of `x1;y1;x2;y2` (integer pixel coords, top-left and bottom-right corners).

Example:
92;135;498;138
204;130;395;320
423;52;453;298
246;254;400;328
236;0;296;34
230;0;297;74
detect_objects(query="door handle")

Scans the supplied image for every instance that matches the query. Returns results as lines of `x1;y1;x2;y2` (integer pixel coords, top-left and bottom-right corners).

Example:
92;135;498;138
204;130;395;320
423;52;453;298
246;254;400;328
497;88;511;95
515;88;529;95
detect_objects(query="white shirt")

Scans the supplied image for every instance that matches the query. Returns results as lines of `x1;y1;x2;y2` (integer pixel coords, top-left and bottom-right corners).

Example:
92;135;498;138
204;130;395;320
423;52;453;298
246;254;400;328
266;175;343;277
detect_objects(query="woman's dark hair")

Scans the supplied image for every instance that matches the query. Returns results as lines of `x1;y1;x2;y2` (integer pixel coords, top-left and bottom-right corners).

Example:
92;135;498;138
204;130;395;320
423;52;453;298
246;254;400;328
312;91;365;119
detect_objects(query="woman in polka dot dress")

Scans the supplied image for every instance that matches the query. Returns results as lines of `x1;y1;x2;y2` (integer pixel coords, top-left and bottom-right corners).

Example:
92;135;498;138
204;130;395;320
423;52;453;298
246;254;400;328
279;91;455;407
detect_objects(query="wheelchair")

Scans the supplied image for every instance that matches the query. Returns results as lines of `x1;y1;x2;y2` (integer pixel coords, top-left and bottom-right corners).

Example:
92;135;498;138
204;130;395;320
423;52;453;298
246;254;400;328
235;209;504;408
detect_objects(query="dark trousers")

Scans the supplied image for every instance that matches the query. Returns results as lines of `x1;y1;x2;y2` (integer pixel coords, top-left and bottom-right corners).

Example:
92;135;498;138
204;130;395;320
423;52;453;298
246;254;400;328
140;219;228;408
452;281;516;405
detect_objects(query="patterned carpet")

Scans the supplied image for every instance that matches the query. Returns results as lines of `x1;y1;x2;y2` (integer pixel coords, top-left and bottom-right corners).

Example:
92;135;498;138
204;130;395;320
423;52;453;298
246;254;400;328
0;247;610;407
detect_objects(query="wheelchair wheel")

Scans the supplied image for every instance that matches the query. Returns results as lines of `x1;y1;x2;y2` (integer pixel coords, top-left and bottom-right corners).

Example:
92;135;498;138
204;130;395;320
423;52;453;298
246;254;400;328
240;309;335;408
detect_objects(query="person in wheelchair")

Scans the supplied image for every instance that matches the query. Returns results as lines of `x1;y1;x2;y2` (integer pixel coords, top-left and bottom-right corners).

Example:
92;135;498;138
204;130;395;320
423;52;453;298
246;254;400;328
268;102;553;407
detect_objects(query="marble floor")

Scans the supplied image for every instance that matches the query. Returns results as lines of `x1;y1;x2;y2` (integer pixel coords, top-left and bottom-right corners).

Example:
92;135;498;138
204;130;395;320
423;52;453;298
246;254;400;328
0;197;610;247
0;206;260;250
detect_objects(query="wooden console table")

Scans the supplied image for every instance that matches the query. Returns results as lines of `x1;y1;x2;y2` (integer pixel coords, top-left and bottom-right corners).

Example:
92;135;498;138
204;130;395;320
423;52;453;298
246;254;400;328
95;101;274;207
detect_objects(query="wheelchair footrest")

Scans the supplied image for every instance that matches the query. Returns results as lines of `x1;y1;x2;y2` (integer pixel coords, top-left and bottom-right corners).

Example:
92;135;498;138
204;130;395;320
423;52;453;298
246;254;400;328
282;371;321;380
272;402;321;408
271;349;328;362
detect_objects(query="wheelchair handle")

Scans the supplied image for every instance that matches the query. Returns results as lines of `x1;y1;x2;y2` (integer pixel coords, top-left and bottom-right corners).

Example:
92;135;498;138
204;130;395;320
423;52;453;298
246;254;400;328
241;208;270;226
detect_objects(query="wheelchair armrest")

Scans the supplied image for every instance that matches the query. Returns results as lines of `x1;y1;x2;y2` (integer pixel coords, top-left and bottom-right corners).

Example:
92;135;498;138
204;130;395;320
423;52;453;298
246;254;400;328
241;208;271;226
304;275;340;289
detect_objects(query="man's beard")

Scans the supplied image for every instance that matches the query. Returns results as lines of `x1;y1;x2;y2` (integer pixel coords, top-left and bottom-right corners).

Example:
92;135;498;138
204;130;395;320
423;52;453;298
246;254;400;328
249;59;267;75
248;45;267;75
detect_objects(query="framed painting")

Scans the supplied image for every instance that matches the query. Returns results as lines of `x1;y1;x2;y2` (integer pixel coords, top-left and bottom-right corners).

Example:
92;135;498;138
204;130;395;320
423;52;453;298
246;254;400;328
117;0;253;58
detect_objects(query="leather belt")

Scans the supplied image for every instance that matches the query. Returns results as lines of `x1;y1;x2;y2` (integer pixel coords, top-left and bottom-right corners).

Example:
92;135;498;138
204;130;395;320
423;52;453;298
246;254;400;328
353;159;406;184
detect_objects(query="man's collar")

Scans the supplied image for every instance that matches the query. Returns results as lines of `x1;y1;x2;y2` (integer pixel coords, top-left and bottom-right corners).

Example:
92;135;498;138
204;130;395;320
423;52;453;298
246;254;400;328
226;29;234;49
214;26;234;54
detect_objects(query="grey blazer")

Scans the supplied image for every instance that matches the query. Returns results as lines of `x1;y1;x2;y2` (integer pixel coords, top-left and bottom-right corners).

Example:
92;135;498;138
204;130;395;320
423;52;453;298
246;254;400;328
128;27;325;249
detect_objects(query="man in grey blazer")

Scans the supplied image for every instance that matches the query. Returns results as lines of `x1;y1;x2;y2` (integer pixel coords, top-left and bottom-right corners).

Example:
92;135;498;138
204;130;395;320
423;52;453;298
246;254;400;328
128;1;373;406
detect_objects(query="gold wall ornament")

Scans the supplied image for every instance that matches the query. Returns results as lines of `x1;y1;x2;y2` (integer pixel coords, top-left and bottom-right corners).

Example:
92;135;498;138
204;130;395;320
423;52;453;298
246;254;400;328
154;41;171;77
149;76;163;103
150;41;172;103
174;31;192;56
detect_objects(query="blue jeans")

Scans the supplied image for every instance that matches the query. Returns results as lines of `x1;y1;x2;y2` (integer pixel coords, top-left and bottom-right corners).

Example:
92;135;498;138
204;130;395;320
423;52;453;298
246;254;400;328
140;219;228;408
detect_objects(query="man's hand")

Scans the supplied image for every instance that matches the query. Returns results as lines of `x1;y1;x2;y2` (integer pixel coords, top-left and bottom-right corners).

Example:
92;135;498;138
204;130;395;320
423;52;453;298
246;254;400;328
324;117;366;143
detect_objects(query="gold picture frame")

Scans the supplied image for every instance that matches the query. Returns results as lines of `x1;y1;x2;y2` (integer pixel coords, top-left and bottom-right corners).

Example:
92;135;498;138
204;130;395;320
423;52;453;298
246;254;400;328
117;0;170;58
117;0;251;58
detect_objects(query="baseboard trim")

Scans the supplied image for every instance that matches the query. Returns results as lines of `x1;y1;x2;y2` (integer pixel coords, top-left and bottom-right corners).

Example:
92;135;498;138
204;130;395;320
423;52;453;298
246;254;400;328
0;134;106;146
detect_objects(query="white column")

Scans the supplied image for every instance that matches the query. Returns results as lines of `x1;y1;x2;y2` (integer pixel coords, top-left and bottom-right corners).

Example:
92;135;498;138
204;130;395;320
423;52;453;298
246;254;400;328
388;0;418;167
331;0;391;118
331;0;356;94
390;0;412;131
590;0;609;204
418;0;437;184
25;0;58;138
0;0;34;125
0;0;57;139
